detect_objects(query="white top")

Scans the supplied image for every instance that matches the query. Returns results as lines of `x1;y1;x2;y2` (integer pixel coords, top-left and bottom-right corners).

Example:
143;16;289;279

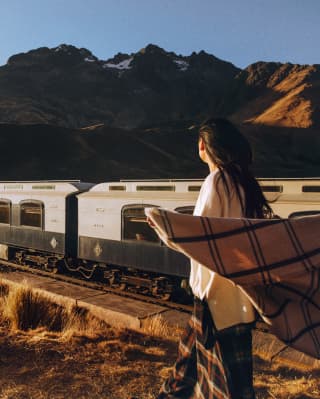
190;170;256;330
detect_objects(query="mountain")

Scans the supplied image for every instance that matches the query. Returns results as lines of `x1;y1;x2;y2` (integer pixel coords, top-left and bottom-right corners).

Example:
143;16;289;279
0;44;319;130
0;44;319;180
0;44;240;128
230;62;320;128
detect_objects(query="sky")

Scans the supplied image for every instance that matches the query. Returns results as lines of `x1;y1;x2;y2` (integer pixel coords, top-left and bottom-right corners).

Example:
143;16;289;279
1;0;319;69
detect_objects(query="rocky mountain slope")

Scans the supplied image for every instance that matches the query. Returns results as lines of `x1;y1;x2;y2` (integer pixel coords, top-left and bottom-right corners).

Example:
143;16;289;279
231;62;320;128
0;43;319;130
0;44;239;128
0;44;319;180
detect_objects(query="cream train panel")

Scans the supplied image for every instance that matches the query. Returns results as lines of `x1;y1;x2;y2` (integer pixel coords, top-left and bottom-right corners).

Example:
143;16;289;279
0;183;80;234
77;191;198;240
79;179;320;234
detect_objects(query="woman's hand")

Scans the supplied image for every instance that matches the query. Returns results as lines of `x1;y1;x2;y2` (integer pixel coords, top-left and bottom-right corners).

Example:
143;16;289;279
146;217;155;228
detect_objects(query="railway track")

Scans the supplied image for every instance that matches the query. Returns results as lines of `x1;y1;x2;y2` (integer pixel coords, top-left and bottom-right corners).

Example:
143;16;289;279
0;259;193;314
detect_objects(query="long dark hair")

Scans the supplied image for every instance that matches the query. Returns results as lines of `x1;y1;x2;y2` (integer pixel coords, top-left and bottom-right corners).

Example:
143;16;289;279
199;118;273;218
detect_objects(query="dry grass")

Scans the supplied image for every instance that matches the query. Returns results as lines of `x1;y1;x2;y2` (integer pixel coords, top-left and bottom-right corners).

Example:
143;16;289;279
0;280;319;398
2;284;67;331
0;282;109;340
141;314;171;338
253;353;320;399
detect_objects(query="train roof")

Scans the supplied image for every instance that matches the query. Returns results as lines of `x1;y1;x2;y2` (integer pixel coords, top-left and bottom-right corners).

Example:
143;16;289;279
89;180;204;193
77;190;199;200
89;178;320;195
0;181;94;193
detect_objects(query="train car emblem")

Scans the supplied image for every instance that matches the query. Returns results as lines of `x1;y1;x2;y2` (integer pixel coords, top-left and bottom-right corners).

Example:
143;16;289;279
94;242;102;257
50;237;58;249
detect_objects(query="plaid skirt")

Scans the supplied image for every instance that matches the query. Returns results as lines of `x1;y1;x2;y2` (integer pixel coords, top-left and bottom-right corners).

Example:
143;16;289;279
158;299;255;399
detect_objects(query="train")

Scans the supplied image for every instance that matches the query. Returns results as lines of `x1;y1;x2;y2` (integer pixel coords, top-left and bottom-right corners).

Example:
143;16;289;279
0;178;320;300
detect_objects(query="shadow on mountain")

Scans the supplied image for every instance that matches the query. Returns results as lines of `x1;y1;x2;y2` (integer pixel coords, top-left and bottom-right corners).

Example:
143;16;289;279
241;123;320;177
0;122;319;182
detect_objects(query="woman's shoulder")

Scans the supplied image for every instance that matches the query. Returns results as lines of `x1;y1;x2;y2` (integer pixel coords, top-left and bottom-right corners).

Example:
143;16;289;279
203;169;220;185
195;169;229;216
197;170;224;202
202;169;236;198
202;169;226;191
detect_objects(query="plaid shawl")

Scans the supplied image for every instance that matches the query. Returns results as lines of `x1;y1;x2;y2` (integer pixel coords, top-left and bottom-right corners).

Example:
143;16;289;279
145;208;320;359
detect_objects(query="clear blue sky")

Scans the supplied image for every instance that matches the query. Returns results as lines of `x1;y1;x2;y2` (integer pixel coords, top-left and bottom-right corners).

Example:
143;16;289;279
1;0;319;68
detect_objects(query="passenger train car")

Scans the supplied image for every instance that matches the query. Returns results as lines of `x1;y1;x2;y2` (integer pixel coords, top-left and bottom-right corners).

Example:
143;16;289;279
0;178;319;299
0;181;93;271
76;180;200;297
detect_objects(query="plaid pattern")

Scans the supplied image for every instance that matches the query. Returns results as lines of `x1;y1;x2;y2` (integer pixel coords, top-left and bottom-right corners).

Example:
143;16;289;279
217;322;255;399
158;299;255;399
145;209;320;359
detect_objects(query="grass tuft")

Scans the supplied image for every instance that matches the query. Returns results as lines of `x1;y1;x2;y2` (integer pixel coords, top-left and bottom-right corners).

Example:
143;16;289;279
142;314;171;337
2;283;67;331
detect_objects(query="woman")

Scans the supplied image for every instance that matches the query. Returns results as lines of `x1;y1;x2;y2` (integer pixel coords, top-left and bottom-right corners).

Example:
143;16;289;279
157;118;273;399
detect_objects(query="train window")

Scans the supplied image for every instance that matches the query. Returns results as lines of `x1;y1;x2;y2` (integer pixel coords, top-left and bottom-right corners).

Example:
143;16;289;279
0;200;11;224
188;185;201;192
109;185;126;191
136;185;175;192
175;206;194;215
260;185;283;193
32;185;56;190
289;210;320;218
302;186;320;193
4;184;23;190
122;205;160;243
20;201;44;229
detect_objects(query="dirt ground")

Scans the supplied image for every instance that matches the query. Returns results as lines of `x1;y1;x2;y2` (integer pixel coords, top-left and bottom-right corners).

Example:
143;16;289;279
0;322;319;399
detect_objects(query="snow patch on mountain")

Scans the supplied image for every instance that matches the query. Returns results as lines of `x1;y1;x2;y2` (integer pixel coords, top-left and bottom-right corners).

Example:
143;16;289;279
103;57;133;70
174;59;189;71
84;56;96;63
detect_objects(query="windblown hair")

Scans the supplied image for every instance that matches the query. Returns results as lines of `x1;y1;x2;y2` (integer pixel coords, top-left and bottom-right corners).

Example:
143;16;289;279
199;118;273;218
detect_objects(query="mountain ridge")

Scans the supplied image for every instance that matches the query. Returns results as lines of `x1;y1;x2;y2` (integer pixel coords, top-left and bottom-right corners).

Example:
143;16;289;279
7;43;320;128
0;44;319;180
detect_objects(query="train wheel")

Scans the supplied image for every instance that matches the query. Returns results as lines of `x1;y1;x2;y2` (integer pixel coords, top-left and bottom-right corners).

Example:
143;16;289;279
152;277;172;300
160;293;171;301
109;269;121;287
50;266;59;274
15;251;26;266
151;286;171;301
119;283;127;291
45;259;60;274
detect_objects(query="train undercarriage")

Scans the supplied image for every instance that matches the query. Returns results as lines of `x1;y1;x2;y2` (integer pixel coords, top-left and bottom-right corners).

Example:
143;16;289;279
7;246;190;302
